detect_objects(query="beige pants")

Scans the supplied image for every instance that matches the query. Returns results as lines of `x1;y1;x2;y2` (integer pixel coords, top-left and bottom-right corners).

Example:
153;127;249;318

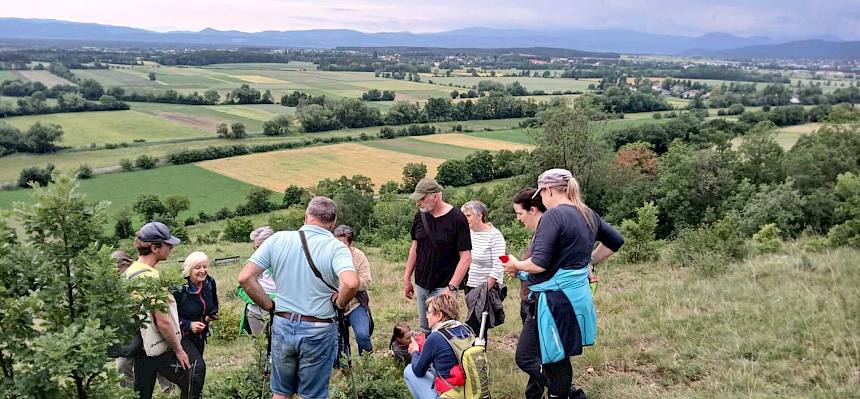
115;357;173;392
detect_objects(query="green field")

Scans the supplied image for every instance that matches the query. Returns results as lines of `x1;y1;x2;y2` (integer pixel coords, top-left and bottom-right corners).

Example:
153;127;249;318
0;70;18;81
427;76;595;92
0;117;527;184
360;137;480;159
0;164;262;219
467;128;535;144
1;110;211;147
75;65;455;102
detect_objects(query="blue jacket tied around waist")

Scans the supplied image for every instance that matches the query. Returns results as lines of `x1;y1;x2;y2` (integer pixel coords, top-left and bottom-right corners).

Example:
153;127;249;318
526;266;596;364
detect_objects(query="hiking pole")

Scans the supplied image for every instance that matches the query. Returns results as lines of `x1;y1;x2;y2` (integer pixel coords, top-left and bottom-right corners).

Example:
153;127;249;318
475;311;489;346
261;306;274;399
337;310;359;399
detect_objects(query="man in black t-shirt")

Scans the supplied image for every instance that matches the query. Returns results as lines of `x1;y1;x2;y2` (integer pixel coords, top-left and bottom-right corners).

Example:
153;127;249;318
402;178;472;333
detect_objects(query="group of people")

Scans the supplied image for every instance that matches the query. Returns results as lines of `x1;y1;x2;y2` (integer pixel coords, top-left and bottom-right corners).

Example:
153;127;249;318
119;167;624;399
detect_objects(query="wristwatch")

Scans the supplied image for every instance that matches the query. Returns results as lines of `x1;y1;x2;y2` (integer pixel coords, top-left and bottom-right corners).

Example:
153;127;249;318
447;284;459;292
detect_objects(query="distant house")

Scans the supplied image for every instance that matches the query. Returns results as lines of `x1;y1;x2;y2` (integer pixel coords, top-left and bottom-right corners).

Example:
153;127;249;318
530;59;547;65
790;96;802;104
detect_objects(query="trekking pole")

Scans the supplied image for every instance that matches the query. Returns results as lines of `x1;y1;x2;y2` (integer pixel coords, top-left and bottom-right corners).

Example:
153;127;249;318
475;311;489;346
261;306;274;399
337;310;360;399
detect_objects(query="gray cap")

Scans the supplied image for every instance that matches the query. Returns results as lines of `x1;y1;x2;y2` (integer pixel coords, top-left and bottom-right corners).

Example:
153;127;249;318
137;221;181;246
409;178;443;201
532;168;573;198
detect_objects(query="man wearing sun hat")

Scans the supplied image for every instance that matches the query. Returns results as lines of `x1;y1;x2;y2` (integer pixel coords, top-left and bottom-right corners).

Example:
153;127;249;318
403;178;472;333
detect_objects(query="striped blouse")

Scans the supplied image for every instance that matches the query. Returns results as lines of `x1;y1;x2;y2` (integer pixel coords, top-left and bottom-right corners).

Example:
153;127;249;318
466;226;507;288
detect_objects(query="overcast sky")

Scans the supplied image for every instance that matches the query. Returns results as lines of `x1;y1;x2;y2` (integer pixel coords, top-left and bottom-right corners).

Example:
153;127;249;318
6;0;860;40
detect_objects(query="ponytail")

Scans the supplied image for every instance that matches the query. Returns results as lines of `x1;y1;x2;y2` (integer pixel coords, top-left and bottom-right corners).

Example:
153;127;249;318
565;177;596;232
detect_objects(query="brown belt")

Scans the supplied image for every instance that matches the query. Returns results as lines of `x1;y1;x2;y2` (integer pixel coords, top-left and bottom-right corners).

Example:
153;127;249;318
275;311;334;323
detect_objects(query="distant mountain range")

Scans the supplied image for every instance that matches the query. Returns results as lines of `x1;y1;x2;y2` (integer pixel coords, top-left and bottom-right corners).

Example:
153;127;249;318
0;18;857;59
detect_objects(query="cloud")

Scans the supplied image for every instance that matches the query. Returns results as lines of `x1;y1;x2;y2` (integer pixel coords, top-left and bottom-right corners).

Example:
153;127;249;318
5;0;859;39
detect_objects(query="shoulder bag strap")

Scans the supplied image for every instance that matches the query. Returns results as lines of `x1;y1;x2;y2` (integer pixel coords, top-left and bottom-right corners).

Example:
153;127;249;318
420;211;439;252
298;230;338;292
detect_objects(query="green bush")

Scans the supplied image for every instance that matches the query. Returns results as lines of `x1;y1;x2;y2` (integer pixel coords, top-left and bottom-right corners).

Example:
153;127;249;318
619;201;661;263
203;338;270;399
134;154;156;169
224;218;254;242
269;207;306;232
329;354;409;399
827;218;860;247
752;223;782;253
120;158;134;171
665;215;746;274
380;238;411;262
208;302;242;342
75;163;93;179
195;230;222;245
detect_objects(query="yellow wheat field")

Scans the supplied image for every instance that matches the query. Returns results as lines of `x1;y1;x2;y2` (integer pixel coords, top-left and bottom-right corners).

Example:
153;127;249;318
197;143;446;191
412;133;534;151
236;75;292;84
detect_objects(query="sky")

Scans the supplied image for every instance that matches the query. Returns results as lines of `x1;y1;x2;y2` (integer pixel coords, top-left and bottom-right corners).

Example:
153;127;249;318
5;0;860;40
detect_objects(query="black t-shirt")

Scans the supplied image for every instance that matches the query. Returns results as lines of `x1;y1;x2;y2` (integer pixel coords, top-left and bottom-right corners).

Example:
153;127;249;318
411;207;472;289
528;204;624;285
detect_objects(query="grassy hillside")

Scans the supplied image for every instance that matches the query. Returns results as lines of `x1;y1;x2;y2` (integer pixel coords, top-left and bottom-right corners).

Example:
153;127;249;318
149;239;859;398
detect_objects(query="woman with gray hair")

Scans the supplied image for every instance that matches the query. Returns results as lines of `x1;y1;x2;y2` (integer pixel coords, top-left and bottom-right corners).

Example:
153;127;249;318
461;200;507;334
238;226;277;335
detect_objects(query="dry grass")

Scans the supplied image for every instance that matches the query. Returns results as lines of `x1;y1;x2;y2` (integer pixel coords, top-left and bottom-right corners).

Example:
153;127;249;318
197;142;446;191
412;133;534;151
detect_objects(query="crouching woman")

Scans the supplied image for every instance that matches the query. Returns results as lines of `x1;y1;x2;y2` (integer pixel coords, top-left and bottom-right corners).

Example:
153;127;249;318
404;295;472;399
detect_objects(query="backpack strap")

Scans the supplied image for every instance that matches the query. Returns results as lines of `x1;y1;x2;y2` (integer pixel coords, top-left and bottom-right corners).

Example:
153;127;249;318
298;230;338;292
125;268;150;280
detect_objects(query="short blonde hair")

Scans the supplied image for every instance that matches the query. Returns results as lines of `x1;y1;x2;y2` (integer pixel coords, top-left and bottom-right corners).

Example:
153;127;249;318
182;251;209;277
426;294;459;323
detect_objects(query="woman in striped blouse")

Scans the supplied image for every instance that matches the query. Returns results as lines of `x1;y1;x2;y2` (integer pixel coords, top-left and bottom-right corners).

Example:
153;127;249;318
461;200;506;333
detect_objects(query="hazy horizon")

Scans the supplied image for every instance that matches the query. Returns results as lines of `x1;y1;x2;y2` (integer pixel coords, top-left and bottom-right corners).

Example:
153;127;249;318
4;0;859;41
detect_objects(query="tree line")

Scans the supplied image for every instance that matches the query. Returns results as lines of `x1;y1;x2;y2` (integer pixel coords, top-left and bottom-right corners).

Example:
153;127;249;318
296;93;540;132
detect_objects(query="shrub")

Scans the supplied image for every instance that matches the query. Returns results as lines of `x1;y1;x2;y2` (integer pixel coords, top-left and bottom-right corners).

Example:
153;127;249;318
380;238;411;262
268;207;305;231
435;159;474;187
379;181;400;196
619;201;661;263
329;354;409;399
203;338;271;399
18;164;55;188
214;207;234;220
134;154;156;169
75;164;93;179
224;217;254;242
120;158;134;171
208;302;242;342
665;215;746;274
195;230;222;245
752;223;782;253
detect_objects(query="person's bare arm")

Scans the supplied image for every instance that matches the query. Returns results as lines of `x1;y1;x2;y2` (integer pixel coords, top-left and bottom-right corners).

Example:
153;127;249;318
445;250;471;295
591;244;616;265
503;256;546;275
403;241;418;299
335;270;360;309
153;310;190;368
238;261;273;311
